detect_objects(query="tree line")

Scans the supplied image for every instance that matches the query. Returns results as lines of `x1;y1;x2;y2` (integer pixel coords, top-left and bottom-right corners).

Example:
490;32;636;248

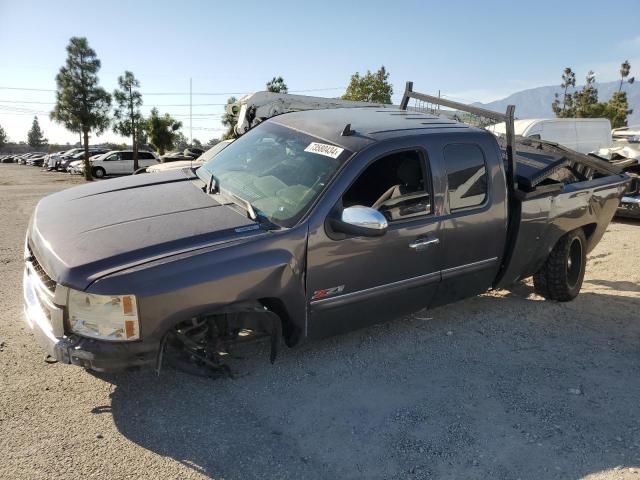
551;61;634;128
1;34;396;179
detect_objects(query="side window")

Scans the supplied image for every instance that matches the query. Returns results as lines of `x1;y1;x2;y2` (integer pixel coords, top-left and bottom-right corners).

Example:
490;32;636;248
139;152;154;160
342;150;431;222
121;152;134;161
444;144;488;211
104;153;120;161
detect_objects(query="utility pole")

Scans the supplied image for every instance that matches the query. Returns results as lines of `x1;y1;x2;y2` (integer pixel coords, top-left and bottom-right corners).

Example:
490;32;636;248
189;78;193;147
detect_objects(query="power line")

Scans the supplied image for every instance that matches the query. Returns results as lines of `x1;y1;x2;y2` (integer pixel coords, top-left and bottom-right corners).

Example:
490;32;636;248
0;86;346;96
0;99;229;107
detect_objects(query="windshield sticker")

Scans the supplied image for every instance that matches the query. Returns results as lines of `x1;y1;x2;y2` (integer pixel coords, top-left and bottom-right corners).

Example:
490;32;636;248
304;142;344;159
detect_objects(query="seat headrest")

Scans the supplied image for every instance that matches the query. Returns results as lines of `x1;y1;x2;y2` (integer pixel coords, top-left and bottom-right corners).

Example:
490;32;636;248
397;158;422;185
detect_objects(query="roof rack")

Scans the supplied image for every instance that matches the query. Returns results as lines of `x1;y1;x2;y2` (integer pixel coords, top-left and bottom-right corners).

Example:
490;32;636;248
400;81;517;192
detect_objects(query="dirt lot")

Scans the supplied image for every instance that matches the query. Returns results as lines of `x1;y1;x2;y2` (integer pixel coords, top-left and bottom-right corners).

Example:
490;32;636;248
0;163;639;480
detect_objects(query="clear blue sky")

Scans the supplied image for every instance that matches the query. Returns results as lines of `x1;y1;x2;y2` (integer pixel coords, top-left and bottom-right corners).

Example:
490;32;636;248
1;0;638;145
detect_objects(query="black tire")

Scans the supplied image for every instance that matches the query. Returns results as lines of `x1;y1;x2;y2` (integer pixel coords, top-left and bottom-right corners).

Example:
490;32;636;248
92;167;106;179
533;229;587;302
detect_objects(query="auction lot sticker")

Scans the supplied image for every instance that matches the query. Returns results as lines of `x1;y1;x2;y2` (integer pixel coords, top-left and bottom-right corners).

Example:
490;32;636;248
304;142;344;159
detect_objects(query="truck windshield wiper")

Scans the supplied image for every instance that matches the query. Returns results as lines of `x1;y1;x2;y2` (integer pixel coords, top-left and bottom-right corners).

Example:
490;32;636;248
218;188;257;221
207;173;219;194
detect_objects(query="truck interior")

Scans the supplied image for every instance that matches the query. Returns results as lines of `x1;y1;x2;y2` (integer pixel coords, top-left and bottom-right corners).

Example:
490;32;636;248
342;150;432;221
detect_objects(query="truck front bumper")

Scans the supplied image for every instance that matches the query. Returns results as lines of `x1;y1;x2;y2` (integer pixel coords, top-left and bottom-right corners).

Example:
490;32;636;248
23;266;157;372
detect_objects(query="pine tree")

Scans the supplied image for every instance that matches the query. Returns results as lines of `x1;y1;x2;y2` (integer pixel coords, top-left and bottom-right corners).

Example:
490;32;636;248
27;116;47;147
573;71;599;118
266;76;288;93
113;71;144;170
146;108;182;155
552;67;576;118
51;37;111;181
619;60;634;92
0;123;7;148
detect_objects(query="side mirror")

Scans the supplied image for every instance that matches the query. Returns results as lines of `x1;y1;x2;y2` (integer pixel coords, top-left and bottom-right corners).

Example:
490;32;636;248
331;206;388;237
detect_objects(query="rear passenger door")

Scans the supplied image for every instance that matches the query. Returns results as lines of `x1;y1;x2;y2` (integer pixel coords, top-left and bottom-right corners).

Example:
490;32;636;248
432;135;508;307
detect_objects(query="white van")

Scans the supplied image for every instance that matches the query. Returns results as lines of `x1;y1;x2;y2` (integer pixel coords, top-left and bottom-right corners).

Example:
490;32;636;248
89;150;159;177
489;118;612;154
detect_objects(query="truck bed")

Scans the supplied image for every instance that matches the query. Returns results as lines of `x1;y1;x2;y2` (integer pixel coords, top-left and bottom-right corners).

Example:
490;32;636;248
495;137;630;288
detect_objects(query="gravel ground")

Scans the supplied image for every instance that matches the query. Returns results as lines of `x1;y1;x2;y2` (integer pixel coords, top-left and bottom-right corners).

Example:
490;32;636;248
1;163;639;480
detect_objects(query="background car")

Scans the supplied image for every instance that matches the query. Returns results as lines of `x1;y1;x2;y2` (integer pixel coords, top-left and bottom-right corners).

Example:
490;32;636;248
146;140;232;173
58;148;110;171
76;150;160;177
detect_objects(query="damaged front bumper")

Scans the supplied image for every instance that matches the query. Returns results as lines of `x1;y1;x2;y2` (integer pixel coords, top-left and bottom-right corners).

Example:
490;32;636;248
23;264;157;371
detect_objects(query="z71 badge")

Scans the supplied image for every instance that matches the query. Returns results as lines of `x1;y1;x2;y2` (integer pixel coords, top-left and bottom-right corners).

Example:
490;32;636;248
311;285;345;300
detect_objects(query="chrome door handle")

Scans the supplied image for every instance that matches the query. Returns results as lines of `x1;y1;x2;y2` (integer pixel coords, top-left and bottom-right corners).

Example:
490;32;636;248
409;237;440;251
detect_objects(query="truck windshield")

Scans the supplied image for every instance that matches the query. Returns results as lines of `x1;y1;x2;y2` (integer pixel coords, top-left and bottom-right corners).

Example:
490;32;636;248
197;122;349;227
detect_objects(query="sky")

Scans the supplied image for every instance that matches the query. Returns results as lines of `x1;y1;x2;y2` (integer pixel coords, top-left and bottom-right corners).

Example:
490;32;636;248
0;0;639;145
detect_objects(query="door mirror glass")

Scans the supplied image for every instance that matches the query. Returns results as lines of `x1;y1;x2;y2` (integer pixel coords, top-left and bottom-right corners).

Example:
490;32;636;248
332;206;388;237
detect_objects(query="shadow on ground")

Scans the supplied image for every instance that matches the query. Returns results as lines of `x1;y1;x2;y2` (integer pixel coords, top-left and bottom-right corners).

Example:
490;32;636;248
95;286;640;479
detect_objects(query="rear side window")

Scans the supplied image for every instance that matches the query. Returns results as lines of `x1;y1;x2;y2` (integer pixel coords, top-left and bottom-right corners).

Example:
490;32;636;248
139;152;155;159
444;144;488;211
121;152;134;160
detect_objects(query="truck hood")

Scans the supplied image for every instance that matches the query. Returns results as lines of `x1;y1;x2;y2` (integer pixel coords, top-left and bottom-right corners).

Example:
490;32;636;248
28;169;259;290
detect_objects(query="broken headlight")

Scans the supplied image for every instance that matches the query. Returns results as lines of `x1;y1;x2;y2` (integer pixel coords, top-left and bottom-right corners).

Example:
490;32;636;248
68;290;140;341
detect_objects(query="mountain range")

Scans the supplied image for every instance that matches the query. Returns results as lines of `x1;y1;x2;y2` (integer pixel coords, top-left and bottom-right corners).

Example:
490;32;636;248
475;80;639;126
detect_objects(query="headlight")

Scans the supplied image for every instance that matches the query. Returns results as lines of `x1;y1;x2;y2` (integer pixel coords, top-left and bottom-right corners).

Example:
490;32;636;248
68;290;140;341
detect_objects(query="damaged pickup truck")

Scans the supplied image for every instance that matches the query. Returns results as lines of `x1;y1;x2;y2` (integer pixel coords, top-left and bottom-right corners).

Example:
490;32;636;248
23;83;629;374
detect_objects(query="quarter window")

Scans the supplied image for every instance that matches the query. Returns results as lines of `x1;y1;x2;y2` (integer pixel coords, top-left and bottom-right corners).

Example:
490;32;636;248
444;144;488;211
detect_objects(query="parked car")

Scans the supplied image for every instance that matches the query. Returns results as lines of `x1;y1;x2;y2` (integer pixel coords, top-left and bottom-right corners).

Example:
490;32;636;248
145;140;232;173
67;154;106;175
28;154;47;167
74;150;159;177
21;83;629;374
58;148;110;171
21;153;46;166
490;118;612;154
596;144;640;218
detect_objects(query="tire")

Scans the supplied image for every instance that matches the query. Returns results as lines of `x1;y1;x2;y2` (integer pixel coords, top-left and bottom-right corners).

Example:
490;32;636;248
533;229;587;302
92;167;106;179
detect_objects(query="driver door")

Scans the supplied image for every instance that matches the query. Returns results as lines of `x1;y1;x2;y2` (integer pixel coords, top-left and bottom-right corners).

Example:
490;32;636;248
305;146;443;338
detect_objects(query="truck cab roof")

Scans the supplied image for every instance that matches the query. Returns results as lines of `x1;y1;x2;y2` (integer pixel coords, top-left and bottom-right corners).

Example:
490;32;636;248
270;107;486;152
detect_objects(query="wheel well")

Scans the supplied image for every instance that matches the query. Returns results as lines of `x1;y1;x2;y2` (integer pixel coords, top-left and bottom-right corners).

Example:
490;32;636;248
581;223;597;242
259;297;301;347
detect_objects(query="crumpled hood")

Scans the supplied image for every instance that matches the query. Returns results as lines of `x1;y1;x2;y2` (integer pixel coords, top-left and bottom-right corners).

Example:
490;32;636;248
28;169;259;290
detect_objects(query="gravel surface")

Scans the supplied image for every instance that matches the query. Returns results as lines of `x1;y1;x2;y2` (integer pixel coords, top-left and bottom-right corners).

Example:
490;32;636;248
1;163;639;480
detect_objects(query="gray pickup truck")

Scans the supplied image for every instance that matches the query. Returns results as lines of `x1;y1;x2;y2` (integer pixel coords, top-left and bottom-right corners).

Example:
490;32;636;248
23;84;629;374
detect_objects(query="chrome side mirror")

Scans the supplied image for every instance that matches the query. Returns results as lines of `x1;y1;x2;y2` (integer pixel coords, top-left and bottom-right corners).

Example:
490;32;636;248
332;206;388;237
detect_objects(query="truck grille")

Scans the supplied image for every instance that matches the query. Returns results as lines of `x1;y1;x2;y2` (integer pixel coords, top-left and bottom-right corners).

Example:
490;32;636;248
27;245;56;292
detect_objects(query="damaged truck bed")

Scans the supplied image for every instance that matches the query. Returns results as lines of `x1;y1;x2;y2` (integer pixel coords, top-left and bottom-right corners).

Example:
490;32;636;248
21;82;630;376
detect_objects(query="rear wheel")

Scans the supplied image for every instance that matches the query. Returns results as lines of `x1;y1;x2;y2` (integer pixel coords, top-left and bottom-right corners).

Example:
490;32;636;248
92;167;106;178
533;229;587;302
